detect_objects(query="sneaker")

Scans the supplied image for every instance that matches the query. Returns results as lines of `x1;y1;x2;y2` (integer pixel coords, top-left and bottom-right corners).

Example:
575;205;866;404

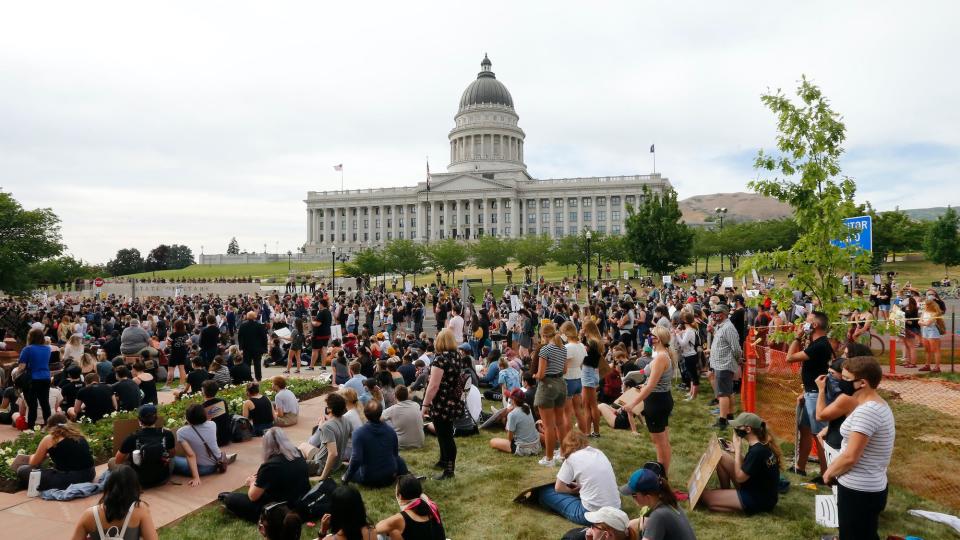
588;432;601;439
711;419;729;429
787;466;807;476
553;449;562;460
538;457;556;467
305;367;316;371
709;408;720;415
490;405;499;414
225;453;238;464
918;366;931;372
684;395;695;402
433;471;455;481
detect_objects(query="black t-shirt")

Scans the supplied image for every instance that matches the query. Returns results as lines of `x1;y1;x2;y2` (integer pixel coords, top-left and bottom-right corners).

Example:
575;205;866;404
200;325;220;351
186;370;211;394
248;395;274;425
169;331;190;361
255;454;310;505
230;363;252;385
113;379;142;411
120;427;176;487
315;309;332;338
801;336;832;392
76;383;115;422
583;341;601;369
740;442;780;512
59;379;84;409
49;436;95;471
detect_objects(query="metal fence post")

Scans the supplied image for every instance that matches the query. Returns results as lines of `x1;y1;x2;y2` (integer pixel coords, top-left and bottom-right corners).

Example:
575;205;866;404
952;311;956;373
889;339;896;375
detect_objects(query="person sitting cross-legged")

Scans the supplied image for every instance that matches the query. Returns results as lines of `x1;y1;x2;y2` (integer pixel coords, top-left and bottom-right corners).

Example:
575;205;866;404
109;404;176;489
222;428;310;522
342;400;409;488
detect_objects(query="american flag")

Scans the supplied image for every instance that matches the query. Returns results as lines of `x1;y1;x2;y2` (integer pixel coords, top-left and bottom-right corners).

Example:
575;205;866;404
333;164;343;171
426;159;431;191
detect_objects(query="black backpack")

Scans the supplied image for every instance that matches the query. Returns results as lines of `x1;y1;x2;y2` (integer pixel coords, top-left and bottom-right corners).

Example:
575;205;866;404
132;429;172;487
230;414;254;443
452;406;478;437
297;478;336;520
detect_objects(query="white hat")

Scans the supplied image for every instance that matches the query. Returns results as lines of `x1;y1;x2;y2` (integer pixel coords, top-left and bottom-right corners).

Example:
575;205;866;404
583;507;629;532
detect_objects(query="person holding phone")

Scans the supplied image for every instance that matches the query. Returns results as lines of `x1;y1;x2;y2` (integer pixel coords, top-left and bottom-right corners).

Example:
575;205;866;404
700;413;783;514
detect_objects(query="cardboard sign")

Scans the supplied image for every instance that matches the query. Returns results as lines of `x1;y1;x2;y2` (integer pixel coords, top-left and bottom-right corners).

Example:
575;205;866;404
687;436;725;510
624;271;629;280
695;278;705;287
662;275;672;284
721;277;734;289
614;387;645;416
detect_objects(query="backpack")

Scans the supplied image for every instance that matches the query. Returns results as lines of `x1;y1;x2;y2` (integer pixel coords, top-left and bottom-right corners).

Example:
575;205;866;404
230;414;254;443
297;478;337;520
92;502;136;540
132;429;172;486
452;406;478;437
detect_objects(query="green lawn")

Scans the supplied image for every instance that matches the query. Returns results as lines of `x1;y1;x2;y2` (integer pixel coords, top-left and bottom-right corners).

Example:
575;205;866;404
159;392;956;540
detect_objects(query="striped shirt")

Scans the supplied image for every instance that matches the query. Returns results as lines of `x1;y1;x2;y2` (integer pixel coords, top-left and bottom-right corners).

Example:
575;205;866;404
539;344;567;376
709;319;742;372
838;400;895;492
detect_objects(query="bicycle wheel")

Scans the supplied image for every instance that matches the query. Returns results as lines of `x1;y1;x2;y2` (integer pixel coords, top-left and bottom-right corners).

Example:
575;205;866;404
870;333;886;357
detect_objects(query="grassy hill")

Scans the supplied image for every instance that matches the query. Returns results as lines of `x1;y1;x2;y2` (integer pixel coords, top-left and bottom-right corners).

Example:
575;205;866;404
901;206;950;222
679;192;792;223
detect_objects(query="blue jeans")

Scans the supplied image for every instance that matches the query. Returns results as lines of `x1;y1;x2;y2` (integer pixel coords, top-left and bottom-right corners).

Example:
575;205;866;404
802;391;827;432
480;364;501;387
172;456;218;477
538;486;589;526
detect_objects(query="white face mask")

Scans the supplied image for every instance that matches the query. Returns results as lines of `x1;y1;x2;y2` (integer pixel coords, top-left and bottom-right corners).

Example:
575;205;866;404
803;322;814;335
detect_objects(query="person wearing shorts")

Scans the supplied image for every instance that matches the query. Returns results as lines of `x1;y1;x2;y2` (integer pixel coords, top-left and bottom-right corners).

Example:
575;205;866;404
561;322;587;439
535;323;569;467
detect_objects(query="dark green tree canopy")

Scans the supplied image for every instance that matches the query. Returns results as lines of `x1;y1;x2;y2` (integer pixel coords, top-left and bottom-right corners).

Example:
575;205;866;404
427;239;469;279
227;237;240;255
470;236;512;285
925;206;960;276
0;191;64;293
385;239;427;280
106;248;145;276
624;187;693;274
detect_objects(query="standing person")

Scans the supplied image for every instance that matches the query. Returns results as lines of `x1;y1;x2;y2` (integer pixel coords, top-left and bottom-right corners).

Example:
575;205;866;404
700;412;783;515
822;356;895;540
535;322;569;467
284;317;304;375
238;311;268;382
901;296;920;369
705;304;741;429
422;329;470;480
70;465;158;540
675;312;699;401
19;328;53;428
199;315;220;366
446;305;465;346
561;321;589;436
918;298;943;372
580;319;605;438
620;327;675;473
786;311;832;482
310;299;333;371
165;319;190;389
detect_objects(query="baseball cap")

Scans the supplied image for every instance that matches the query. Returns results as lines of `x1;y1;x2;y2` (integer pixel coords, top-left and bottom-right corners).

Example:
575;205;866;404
710;303;730;314
618;468;661;496
138;404;158;421
457;342;472;351
729;412;764;430
583;507;629;532
508;388;525;402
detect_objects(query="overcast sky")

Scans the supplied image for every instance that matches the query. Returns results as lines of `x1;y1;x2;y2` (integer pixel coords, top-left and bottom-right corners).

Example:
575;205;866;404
2;1;958;264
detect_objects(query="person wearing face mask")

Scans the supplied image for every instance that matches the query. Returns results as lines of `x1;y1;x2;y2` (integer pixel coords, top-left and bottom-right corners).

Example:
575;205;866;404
786;311;832;482
700;412;783;514
611;467;697;540
374;474;445;540
822;356;895;540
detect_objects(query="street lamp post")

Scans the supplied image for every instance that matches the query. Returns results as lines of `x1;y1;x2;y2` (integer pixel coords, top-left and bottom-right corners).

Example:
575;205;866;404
714;207;728;271
585;230;593;293
330;245;337;293
287;250;292;272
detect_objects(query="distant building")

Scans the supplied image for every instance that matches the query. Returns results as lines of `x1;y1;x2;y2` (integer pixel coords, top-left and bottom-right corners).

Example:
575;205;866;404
303;55;672;254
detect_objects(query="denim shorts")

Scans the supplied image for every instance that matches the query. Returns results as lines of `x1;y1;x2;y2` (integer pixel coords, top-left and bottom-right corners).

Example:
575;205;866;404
801;391;827;432
921;325;941;339
565;377;583;396
581;366;600;388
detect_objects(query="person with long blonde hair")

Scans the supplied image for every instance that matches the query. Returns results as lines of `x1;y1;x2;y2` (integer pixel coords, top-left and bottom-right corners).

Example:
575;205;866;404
534;322;569;466
580;319;606;437
918;298;943;372
621;326;675;473
560;321;589;436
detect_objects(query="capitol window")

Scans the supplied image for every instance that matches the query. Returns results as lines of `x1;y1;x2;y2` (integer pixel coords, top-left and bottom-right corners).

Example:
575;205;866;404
527;227;536;235
611;196;621;206
597;225;606;234
598;210;606;221
568;198;577;207
612;210;621;221
612;225;621;234
583;211;592;221
540;199;549;209
555;211;563;222
582;197;592;207
527;213;535;224
626;195;635;206
569;211;577;221
554;198;563;208
569;225;578;235
597;197;606;207
555;227;563;237
541;212;549;222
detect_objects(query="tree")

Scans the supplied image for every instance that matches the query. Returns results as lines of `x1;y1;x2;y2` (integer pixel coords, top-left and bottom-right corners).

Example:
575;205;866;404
226;237;240;255
385;239;427;285
341;248;386;288
514;235;553;281
427;239;469;283
471;236;512;286
551;234;584;277
28;256;97;288
624;187;693;274
106;248;145;276
145;244;171;271
600;235;628;276
692;228;717;273
168;244;195;269
925;206;960;277
0;191;64;293
742;76;868;339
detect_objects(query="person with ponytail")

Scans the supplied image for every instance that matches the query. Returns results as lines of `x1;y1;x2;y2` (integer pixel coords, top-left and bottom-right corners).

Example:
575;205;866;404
533;322;569;467
16;413;96;491
580;319;605;438
620;326;675;473
613;467;696;540
701;412;783;514
375;474;446;540
489;389;542;457
258;502;303;540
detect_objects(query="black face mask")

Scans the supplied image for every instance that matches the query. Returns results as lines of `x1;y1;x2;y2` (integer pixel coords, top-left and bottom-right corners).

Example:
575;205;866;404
734;428;748;439
837;379;859;396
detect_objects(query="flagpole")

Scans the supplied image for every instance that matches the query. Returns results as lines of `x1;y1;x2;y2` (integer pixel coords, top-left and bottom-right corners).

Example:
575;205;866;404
425;156;431;245
340;168;344;191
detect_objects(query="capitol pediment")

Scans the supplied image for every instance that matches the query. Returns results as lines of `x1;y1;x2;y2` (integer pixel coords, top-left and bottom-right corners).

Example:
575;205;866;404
426;174;514;193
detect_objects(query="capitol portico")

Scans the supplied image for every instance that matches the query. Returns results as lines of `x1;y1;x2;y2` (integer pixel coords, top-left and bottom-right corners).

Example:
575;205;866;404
303;55;671;254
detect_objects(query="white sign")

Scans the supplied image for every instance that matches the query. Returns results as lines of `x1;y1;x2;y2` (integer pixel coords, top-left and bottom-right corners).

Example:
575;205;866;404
815;495;839;528
510;295;522;312
746;289;760;298
623;271;629;280
273;327;292;340
330;324;343;342
722;277;734;289
751;269;760;284
662;275;672;284
404;280;412;293
695;278;705;287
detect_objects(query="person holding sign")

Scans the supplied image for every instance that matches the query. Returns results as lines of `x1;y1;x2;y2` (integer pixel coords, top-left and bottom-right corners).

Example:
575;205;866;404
700;412;782;514
619;327;675;474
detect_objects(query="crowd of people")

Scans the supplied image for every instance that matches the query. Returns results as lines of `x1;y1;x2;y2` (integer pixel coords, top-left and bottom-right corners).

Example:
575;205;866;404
0;266;912;540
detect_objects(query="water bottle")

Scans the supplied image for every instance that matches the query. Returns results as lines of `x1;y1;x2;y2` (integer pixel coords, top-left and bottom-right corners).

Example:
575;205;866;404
27;470;41;497
132;449;142;466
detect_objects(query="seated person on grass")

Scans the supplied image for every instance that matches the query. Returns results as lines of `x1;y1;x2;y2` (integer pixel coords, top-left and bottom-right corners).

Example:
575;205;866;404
375;474;446;540
490;388;542;457
242;382;275;436
318;485;376;540
109;404;175;488
597;379;642;433
271;375;299;427
342;400;409;487
201;380;232;446
173;357;208;400
700;412;782;514
230;353;253;385
382;385;424;449
112;366;142;412
613;468;696;540
538;431;621;526
131;362;158;405
483;356;521;402
306;392;353;480
222;428;310;523
67;373;115;423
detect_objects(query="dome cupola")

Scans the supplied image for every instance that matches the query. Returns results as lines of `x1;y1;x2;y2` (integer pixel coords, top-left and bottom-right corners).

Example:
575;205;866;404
458;54;514;111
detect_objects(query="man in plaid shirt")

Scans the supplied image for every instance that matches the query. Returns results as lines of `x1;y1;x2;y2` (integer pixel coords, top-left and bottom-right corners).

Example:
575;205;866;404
707;303;742;428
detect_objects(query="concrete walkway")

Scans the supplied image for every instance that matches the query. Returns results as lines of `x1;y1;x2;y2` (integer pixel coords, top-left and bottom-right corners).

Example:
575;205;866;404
0;392;328;539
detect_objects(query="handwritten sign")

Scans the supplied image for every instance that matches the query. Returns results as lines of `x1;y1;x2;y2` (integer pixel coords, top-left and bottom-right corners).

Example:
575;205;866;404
687;437;725;510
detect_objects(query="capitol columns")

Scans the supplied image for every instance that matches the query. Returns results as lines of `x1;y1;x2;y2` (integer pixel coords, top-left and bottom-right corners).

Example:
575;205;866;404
510;194;520;239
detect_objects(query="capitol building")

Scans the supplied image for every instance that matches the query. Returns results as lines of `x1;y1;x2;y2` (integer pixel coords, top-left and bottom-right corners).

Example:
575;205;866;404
303;55;672;254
